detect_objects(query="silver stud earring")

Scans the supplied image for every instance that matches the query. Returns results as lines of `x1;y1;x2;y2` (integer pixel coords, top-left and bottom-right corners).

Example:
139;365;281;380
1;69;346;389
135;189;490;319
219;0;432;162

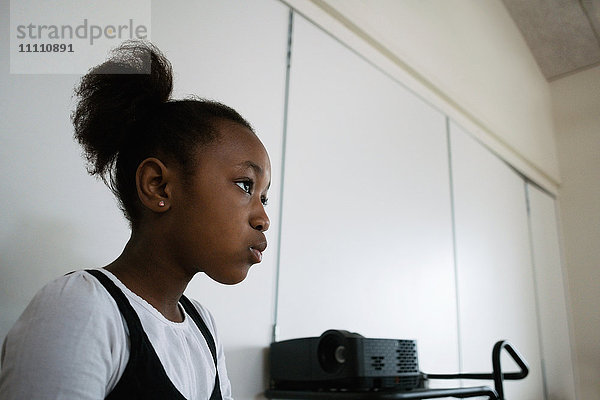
158;200;165;207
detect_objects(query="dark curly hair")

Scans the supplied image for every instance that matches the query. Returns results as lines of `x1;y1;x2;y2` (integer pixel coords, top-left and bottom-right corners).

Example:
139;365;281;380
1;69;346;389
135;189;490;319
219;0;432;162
72;41;253;227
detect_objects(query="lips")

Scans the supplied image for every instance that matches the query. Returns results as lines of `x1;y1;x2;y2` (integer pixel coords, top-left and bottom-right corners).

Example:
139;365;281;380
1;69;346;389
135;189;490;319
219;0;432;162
250;241;267;263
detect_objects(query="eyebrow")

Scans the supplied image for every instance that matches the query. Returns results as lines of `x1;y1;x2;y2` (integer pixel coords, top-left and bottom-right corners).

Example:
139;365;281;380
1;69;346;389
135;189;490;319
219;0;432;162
238;160;263;175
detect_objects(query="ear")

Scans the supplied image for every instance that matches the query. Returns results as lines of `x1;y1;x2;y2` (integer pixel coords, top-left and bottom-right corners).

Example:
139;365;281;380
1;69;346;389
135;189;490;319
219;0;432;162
136;157;172;213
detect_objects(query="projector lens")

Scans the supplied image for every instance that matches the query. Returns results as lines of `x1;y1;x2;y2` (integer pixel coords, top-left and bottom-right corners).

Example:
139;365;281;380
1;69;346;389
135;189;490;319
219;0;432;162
318;332;347;373
334;345;346;363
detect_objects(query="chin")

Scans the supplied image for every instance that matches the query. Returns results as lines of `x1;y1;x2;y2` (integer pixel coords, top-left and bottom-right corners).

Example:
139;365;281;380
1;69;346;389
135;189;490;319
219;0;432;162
210;267;250;285
219;276;247;285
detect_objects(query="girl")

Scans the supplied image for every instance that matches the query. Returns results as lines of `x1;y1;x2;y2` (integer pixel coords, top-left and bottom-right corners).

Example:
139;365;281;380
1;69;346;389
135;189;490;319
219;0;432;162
0;41;270;399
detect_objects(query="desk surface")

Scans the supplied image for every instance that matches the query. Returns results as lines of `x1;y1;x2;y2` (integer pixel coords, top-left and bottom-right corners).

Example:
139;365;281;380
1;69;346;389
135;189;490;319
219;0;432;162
265;386;499;399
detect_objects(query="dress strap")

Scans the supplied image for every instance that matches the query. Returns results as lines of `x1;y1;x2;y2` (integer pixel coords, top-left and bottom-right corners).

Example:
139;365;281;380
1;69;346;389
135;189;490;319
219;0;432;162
85;269;185;399
86;269;223;400
85;269;146;345
179;295;223;400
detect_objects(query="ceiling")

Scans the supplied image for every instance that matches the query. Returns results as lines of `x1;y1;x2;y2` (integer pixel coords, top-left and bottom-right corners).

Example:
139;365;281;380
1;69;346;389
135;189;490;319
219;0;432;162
502;0;600;81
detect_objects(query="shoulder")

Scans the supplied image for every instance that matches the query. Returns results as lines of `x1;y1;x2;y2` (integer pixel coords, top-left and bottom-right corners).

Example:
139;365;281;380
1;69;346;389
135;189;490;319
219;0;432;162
0;270;126;399
15;270;119;326
36;269;113;303
3;268;125;357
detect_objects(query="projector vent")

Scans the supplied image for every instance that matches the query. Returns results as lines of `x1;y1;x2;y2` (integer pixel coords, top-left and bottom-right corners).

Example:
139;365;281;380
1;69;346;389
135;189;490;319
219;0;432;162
371;356;385;371
396;341;418;374
363;339;418;376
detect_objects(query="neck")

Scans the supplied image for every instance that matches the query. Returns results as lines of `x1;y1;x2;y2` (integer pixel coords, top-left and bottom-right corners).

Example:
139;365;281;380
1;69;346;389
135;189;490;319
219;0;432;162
105;234;195;323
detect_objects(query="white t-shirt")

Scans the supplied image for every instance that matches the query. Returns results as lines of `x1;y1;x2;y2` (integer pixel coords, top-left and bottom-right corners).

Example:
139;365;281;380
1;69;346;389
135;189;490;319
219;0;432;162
0;269;233;400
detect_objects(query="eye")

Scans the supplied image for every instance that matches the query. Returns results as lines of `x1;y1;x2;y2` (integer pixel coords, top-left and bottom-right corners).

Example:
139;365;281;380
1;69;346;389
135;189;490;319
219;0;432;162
261;196;269;206
235;180;253;195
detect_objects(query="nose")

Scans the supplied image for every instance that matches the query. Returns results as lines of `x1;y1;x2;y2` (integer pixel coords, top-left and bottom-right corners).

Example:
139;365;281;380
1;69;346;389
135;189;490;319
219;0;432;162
250;205;270;232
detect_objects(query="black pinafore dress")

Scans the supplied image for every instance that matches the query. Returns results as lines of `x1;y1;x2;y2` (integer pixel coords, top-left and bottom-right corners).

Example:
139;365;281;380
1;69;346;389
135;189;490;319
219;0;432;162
86;269;223;400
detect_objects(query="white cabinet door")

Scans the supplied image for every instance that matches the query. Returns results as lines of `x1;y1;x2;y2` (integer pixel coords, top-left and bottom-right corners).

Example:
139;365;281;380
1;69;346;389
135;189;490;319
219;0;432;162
450;121;545;398
527;184;577;399
276;14;459;377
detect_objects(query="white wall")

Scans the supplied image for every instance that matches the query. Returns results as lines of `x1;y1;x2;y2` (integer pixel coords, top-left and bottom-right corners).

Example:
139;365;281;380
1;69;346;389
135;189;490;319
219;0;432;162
0;0;131;343
551;65;600;400
282;0;560;192
0;1;289;399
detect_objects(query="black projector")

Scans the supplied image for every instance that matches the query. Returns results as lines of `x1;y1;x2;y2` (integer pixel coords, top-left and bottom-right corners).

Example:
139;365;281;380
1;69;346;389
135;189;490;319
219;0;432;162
269;330;422;391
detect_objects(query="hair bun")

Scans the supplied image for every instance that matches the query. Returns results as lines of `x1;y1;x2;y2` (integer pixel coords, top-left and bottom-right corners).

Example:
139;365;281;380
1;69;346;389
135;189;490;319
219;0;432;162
72;41;173;178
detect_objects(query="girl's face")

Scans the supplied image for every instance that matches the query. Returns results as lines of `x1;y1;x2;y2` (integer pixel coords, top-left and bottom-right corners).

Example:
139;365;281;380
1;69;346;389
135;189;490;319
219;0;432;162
166;121;271;284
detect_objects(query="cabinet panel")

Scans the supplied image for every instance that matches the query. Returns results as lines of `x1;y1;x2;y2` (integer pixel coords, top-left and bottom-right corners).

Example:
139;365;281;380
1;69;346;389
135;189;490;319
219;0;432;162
450;122;544;398
527;184;577;399
276;14;458;376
